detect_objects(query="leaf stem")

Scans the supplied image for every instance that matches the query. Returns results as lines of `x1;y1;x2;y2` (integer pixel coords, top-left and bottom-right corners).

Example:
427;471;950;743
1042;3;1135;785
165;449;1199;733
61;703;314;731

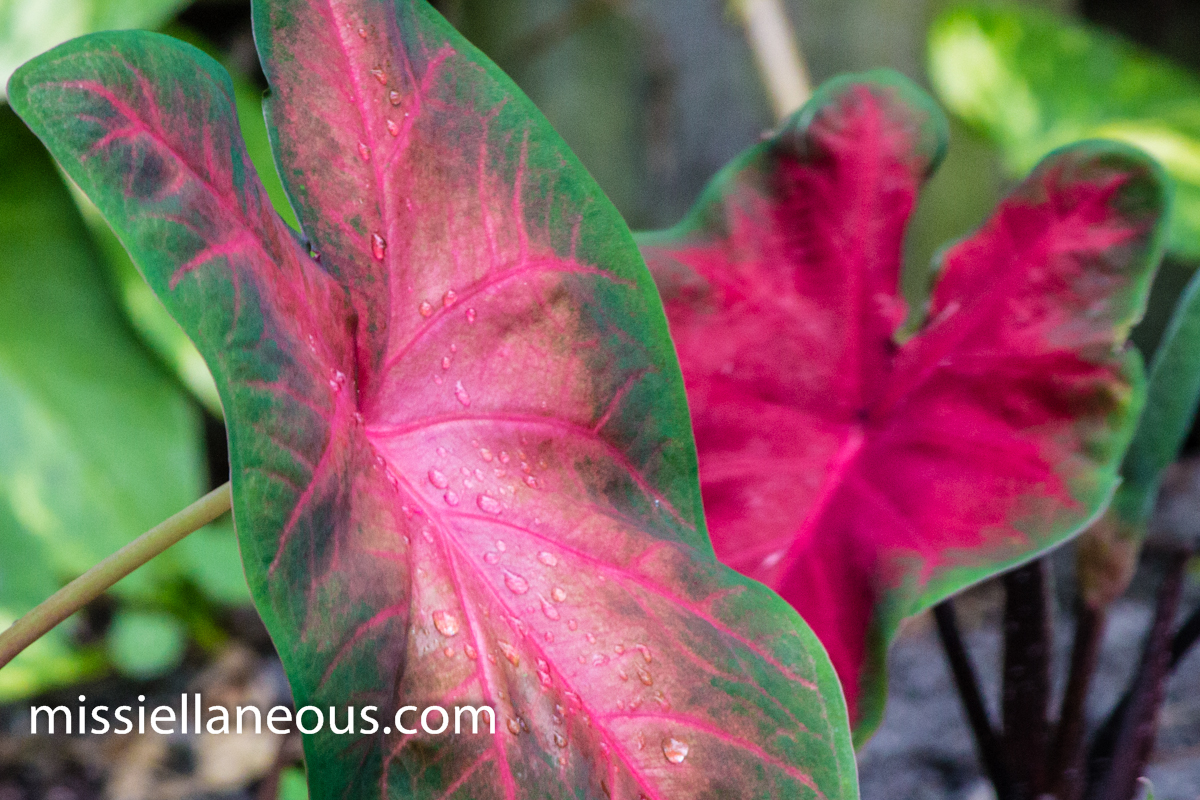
0;483;233;670
1047;601;1107;800
731;0;812;121
934;600;1013;798
1001;561;1052;800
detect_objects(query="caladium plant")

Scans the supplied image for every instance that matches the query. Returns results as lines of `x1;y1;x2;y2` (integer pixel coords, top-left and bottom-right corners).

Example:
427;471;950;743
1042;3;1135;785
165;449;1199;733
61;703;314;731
8;1;860;798
638;72;1170;739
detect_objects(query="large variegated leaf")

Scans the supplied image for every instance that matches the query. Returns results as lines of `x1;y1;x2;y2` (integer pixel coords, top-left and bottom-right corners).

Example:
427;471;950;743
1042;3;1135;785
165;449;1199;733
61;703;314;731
8;2;859;797
639;71;1167;739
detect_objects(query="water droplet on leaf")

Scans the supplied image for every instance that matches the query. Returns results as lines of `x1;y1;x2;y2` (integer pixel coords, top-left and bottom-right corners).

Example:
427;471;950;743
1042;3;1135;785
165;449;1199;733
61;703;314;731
466;307;477;324
499;641;520;666
388;90;402;106
386;119;400;137
524;475;538;489
441;356;451;371
371;233;386;261
553;733;567;748
444;490;460;507
507;718;521;735
432;610;460;637
637;667;653;686
504;572;529;595
550;586;567;603
538;552;557;567
358;142;371;162
541;598;560;621
478;494;502;515
428;469;448;489
464;644;478;660
454;381;471;407
662;737;689;764
443;289;457;307
418;300;434;318
370;67;387;84
483;551;499;565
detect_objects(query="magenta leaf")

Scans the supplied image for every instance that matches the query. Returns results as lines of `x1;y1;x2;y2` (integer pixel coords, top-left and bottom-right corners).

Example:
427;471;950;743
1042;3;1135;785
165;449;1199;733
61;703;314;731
638;71;1168;739
8;3;860;798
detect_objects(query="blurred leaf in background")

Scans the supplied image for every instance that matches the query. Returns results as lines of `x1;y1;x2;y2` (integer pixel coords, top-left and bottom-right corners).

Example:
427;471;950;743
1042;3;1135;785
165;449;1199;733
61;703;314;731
0;0;189;100
0;103;242;698
929;3;1200;260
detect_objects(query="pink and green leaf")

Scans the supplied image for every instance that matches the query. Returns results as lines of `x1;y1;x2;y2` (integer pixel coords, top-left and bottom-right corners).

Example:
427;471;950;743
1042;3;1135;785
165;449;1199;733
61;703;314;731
638;71;1168;740
8;3;859;798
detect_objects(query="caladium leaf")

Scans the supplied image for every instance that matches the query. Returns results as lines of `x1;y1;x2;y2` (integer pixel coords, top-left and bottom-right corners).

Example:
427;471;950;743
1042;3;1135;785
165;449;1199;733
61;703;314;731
638;71;1168;739
9;3;860;798
1078;269;1200;608
929;3;1200;258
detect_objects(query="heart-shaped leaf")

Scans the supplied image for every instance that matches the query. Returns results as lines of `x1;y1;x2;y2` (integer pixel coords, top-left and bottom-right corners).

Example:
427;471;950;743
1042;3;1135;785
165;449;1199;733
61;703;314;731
8;3;860;797
929;3;1200;258
638;71;1168;738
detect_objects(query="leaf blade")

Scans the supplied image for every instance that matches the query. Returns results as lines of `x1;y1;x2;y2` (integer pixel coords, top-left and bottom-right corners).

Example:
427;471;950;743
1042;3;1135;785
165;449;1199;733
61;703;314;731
639;73;1166;738
11;9;861;798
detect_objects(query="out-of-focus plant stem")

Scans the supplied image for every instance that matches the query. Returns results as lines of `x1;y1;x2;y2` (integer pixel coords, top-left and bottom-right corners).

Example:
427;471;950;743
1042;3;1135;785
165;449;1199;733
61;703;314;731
730;0;811;120
934;601;1013;799
0;483;233;670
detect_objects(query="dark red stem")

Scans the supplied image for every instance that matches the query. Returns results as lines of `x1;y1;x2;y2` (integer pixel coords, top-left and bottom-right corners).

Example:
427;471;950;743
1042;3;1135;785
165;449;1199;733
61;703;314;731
934;600;1013;799
1002;560;1053;800
1086;549;1190;800
1047;602;1107;800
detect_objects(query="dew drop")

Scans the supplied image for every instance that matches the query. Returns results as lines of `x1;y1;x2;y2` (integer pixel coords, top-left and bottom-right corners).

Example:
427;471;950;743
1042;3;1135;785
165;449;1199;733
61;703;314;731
495;540;507;552
538;552;558;567
637;644;652;663
371;233;387;261
437;446;448;457
586;633;596;644
484;551;500;565
443;490;460;507
328;370;347;392
479;447;494;462
418;300;434;318
432;610;460;637
474;468;485;481
637;667;653;686
466;307;477;324
357;26;368;39
441;356;451;371
557;756;567;766
600;742;610;757
538;670;553;688
358;142;371;162
662;737;689;764
443;289;458;307
465;644;478;660
524;475;538;489
568;619;578;631
498;450;510;464
507;718;521;735
461;467;472;477
388;89;402;105
613;644;625;654
454;381;471;407
541;597;560;621
428;469;449;489
386;119;400;137
635;733;645;751
487;653;497;665
443;646;455;658
499;641;520;666
450;343;458;353
544;631;555;642
591;654;609;667
504;571;530;595
550;586;567;603
617;668;628;681
370;67;387;85
478;494;502;515
553;733;567;748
